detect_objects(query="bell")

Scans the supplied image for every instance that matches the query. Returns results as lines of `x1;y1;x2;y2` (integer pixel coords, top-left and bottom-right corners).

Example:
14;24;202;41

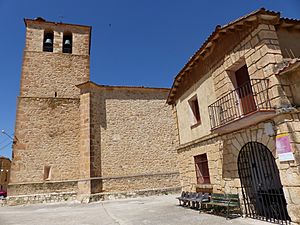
64;39;71;45
45;38;52;44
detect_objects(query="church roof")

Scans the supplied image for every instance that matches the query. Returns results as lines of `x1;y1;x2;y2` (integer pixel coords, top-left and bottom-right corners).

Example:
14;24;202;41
76;81;170;92
24;17;91;30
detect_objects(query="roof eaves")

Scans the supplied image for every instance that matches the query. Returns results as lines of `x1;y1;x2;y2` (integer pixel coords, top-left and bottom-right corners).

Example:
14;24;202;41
77;81;170;91
24;18;92;30
276;58;300;76
167;8;281;105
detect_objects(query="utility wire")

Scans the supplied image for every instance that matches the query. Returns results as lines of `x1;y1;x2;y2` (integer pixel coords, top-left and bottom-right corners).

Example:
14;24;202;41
0;141;12;150
0;131;14;145
0;138;11;146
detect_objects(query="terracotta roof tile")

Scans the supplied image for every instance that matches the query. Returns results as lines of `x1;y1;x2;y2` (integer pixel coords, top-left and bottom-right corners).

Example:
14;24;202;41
77;81;170;91
276;58;300;75
167;8;299;104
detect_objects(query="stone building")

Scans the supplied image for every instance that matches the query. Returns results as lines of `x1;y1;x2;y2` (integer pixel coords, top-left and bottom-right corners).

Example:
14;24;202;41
9;17;180;202
167;9;300;224
0;157;11;192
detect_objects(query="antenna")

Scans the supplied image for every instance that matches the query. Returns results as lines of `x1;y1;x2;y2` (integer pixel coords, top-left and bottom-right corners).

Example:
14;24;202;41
285;48;291;58
1;130;18;143
289;49;296;59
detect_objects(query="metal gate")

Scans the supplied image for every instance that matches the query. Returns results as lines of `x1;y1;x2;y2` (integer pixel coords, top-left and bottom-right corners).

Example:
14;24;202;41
237;142;291;224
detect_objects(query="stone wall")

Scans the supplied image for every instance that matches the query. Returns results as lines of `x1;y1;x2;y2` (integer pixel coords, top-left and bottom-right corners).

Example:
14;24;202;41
8;180;78;196
274;112;300;223
10;19;91;196
175;73;216;144
0;157;11;192
174;23;293;146
78;91;92;196
2;186;181;206
101;173;180;193
177;136;222;193
211;23;289;108
9;98;81;195
6;191;77;206
25;21;91;55
172;13;300;224
20;52;90;98
177;112;300;223
22;20;90;98
88;87;180;193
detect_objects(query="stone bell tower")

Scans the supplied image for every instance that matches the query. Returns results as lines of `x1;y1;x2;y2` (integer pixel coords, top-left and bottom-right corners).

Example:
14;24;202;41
9;18;91;196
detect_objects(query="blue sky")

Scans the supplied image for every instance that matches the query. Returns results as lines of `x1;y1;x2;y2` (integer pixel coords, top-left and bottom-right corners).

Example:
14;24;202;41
0;0;299;158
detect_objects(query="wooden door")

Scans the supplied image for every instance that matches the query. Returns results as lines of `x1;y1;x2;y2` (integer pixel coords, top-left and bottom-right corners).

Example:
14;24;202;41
235;65;257;115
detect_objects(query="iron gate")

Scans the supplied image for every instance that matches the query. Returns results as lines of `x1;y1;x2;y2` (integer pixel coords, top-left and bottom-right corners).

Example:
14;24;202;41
237;142;291;224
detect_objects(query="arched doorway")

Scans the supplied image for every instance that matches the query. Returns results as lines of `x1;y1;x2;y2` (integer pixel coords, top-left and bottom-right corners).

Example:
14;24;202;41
237;142;290;224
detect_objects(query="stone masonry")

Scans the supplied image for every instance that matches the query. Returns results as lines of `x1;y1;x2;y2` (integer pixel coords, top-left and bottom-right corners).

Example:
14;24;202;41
9;18;90;196
78;82;180;195
9;17;180;203
168;9;300;224
0;157;11;192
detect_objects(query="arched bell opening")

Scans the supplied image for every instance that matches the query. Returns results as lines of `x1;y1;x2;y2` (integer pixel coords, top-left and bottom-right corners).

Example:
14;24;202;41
43;30;54;52
63;32;72;54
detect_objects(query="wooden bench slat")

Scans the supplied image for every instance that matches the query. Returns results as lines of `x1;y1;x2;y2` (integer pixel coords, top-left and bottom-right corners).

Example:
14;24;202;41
202;193;241;219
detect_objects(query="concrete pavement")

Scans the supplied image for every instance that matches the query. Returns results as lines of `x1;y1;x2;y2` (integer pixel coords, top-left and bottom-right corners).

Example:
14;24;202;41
0;194;272;225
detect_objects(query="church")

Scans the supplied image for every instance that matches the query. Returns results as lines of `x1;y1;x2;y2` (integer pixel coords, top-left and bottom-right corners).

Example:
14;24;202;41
8;17;180;203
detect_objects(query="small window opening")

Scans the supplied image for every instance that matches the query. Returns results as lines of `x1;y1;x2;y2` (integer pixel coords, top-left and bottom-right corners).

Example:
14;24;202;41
43;31;54;52
54;92;57;97
194;154;210;184
44;166;51;180
189;96;201;125
63;33;72;54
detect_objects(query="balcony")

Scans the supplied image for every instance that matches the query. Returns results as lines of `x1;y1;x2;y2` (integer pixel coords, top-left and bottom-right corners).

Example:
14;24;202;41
208;79;276;133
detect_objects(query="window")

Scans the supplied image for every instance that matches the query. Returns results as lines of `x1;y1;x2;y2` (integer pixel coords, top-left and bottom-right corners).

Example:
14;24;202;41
43;31;54;52
43;166;51;180
63;33;72;53
194;154;210;184
189;96;201;125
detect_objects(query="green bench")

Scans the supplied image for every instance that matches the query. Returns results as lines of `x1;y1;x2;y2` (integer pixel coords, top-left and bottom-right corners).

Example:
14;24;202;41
202;193;241;219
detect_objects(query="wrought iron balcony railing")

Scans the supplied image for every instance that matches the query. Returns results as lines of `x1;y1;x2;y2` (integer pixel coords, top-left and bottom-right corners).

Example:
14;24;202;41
208;79;272;130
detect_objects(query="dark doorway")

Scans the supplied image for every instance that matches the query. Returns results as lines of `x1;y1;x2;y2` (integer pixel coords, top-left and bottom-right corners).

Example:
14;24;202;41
238;142;290;224
235;65;257;115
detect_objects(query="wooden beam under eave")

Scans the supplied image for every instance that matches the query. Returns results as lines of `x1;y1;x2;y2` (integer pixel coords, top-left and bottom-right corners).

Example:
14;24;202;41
228;27;236;33
235;25;245;30
218;31;226;38
244;21;253;27
200;50;206;57
218;29;227;35
280;22;294;28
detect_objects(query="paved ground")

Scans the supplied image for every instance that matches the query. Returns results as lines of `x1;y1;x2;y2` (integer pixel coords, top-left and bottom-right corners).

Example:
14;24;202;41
0;194;271;225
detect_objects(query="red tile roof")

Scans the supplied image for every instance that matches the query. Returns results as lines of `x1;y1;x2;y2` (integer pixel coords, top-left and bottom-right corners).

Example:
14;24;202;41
276;58;300;76
167;8;299;104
